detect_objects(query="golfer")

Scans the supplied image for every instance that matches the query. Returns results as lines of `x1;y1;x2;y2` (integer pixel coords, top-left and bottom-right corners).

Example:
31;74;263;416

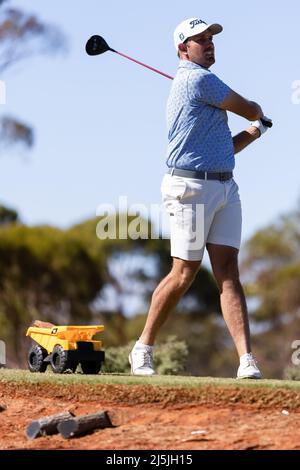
129;18;272;378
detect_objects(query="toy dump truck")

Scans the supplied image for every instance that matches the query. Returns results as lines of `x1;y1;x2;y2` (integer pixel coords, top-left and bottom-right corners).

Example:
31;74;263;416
26;325;105;374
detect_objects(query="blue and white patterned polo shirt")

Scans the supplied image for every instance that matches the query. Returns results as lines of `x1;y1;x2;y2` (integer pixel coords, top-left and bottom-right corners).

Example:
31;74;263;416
166;60;234;172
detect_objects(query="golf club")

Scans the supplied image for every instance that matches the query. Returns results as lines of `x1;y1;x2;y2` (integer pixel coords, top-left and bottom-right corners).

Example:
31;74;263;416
85;35;272;128
85;35;173;80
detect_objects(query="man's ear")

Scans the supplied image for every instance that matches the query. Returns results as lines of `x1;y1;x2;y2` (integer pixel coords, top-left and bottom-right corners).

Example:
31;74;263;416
178;43;188;54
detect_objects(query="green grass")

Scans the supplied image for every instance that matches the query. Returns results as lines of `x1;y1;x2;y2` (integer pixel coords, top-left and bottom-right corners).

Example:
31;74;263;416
1;368;300;390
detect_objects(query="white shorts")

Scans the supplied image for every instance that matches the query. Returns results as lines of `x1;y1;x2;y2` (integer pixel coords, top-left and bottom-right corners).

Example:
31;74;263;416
161;173;242;261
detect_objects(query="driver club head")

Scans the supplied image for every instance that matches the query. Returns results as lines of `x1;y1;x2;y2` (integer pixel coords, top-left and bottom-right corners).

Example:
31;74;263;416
85;35;114;56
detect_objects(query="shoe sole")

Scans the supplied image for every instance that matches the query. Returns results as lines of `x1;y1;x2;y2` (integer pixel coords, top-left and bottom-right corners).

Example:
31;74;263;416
237;375;262;380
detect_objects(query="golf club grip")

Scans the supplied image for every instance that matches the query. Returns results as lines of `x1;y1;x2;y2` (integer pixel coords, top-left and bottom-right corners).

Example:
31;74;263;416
261;118;273;128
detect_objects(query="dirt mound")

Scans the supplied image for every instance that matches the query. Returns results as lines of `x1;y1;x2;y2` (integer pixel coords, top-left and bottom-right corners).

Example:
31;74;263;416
0;381;299;449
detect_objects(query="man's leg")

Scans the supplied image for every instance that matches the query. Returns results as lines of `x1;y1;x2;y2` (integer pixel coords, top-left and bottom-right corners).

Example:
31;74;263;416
129;258;200;375
139;258;201;345
207;243;261;378
206;243;251;356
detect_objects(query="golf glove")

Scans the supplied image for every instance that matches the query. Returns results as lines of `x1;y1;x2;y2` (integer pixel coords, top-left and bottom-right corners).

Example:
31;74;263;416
250;116;272;136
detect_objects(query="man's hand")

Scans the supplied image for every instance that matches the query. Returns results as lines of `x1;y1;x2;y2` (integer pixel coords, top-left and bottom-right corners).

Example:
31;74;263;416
250;116;273;137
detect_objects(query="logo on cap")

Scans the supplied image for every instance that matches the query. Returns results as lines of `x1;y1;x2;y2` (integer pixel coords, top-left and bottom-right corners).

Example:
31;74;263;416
190;19;207;29
179;33;185;41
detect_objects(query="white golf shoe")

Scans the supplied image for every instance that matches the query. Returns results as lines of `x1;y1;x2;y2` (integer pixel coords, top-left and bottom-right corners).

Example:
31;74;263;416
129;341;156;376
237;353;262;379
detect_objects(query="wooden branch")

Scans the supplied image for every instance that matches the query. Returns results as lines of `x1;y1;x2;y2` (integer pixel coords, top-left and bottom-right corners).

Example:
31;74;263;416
58;411;113;439
26;411;74;440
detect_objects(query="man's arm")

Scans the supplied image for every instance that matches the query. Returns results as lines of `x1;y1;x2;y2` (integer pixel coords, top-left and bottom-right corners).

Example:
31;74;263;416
233;116;272;154
220;90;263;121
233;126;260;154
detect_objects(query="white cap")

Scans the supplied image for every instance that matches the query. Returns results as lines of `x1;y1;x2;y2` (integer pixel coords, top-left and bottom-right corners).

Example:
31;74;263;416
174;18;223;50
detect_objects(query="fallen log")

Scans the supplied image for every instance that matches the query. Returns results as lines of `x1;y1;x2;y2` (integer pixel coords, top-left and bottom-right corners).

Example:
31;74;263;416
26;411;75;439
58;410;113;438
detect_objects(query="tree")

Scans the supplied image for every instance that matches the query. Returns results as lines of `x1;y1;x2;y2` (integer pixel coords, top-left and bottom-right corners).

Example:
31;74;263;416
0;116;33;152
242;205;300;325
69;215;157;345
0;224;105;364
0;204;18;225
144;237;220;315
0;212;222;369
0;3;65;151
69;215;221;346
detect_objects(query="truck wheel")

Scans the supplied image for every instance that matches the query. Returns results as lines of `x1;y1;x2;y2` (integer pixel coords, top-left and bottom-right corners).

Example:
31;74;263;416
50;345;74;373
81;361;102;375
28;344;48;373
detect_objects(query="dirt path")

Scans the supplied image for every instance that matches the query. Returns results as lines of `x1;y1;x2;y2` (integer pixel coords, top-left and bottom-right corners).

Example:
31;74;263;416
0;382;299;450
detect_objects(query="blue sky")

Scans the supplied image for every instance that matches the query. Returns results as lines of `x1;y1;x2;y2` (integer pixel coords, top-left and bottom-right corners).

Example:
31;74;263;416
1;0;300;244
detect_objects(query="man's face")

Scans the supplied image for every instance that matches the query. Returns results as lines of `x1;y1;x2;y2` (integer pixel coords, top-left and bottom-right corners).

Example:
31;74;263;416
184;31;215;68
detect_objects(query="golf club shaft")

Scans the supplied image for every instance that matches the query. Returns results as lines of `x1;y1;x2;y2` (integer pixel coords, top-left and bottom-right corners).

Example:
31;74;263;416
114;50;174;80
114;50;272;128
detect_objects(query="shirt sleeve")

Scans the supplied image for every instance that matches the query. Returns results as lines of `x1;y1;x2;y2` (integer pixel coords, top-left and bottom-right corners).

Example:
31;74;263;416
188;70;231;107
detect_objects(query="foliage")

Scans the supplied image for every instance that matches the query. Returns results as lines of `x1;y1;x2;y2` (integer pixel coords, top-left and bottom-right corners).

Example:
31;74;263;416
70;215;221;341
102;336;188;375
0;6;65;73
0;210;221;371
0;3;65;152
0;116;33;151
0;223;106;362
0;204;18;225
242;206;300;325
154;335;188;375
101;341;134;374
144;237;220;316
284;366;300;381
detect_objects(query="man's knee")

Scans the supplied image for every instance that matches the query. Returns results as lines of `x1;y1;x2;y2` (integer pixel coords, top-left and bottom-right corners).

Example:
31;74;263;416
213;256;241;289
207;245;240;283
171;258;200;290
212;252;240;290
